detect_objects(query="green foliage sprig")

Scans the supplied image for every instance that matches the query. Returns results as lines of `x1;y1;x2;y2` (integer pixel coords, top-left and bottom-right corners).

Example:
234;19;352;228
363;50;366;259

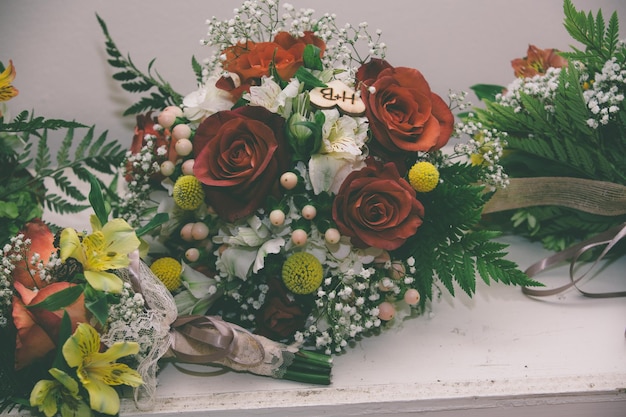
400;163;538;299
0;110;125;242
562;0;620;74
96;14;184;116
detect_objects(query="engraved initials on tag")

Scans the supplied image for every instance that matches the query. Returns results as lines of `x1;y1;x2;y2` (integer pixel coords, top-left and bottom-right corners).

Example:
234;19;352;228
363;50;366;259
310;80;366;116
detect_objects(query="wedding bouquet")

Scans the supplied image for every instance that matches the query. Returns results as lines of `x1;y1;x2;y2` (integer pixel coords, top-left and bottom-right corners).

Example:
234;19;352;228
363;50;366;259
104;0;536;361
468;0;626;256
0;55;330;417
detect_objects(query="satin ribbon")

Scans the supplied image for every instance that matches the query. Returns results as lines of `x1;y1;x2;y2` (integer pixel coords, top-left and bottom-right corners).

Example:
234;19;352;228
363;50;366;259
522;222;626;298
168;315;266;367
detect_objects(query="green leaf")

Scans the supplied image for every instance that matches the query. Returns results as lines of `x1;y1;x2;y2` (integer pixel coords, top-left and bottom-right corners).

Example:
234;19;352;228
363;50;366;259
84;284;110;325
88;173;109;225
302;44;324;71
135;212;169;237
52;311;72;370
294;67;327;89
26;285;84;311
470;84;505;102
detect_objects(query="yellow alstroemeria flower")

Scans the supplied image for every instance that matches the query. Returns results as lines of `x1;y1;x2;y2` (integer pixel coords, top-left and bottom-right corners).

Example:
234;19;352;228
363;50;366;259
59;215;140;294
62;323;143;416
30;368;92;417
0;60;19;102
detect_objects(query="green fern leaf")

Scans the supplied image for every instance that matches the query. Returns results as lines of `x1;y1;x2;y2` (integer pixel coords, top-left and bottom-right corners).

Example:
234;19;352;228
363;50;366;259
112;71;138;82
43;194;90;215
51;171;87;201
120;80;153;93
87;129;107;156
74;126;94;160
34;131;51;174
56;127;74;166
191;55;203;85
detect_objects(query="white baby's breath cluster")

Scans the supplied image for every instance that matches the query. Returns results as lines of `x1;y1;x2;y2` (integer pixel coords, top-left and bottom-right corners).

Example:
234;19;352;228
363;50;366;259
199;0;386;78
582;41;626;129
0;234;60;327
119;134;163;226
108;282;146;326
498;67;562;114
105;282;154;357
455;118;509;191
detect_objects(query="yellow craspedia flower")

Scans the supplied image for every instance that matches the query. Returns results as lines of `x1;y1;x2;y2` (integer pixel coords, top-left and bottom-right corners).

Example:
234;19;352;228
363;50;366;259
150;257;182;291
408;161;439;192
173;175;204;211
282;252;324;295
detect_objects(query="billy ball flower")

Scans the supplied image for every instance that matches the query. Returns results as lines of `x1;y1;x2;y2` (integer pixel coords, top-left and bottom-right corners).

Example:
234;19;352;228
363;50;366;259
408;161;439;193
173;175;205;210
282;252;324;295
150;257;182;291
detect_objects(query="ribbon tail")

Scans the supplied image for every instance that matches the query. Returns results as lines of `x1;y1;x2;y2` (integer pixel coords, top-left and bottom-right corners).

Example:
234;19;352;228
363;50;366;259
522;222;626;298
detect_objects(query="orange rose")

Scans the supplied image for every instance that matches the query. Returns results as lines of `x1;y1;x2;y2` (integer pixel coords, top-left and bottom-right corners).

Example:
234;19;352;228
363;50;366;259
511;45;568;78
218;31;325;98
11;219;56;290
12;281;88;369
356;59;454;171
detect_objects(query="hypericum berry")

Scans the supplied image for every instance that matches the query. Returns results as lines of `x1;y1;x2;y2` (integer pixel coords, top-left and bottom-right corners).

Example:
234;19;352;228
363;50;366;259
280;172;298;190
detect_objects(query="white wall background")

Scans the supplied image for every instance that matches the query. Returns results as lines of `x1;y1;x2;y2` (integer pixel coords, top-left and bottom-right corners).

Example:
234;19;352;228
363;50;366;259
1;0;625;150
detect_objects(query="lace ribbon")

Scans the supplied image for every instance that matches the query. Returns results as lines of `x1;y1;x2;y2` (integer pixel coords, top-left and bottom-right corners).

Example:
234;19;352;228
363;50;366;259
521;222;626;298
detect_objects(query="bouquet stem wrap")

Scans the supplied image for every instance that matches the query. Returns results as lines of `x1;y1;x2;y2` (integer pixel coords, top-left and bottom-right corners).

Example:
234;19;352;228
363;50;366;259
103;254;303;411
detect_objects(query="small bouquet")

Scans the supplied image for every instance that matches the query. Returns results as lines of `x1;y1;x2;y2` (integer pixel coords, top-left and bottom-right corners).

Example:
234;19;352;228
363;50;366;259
104;0;536;363
0;56;331;416
467;0;626;257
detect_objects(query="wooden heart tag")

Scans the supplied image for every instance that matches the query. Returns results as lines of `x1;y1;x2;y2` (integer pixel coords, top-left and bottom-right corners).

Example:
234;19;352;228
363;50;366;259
310;80;366;116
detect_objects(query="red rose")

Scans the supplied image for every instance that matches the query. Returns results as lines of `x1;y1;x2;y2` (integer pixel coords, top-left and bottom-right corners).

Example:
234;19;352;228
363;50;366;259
125;112;175;183
255;278;309;340
356;58;454;160
218;31;325;98
12;281;89;369
332;158;425;251
192;106;291;222
11;219;56;290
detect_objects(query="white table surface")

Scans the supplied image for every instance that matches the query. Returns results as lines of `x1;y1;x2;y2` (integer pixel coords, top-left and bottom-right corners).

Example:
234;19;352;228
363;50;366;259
24;202;626;416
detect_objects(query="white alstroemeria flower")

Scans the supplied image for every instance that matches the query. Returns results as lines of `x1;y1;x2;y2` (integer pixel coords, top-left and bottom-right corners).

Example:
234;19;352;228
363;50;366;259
245;77;300;117
308;154;366;194
308;109;369;193
214;215;286;276
320;109;368;160
182;76;235;122
218;215;270;247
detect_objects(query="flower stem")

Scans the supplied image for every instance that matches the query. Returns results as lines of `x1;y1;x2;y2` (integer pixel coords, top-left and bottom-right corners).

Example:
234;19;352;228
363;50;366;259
281;350;332;385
